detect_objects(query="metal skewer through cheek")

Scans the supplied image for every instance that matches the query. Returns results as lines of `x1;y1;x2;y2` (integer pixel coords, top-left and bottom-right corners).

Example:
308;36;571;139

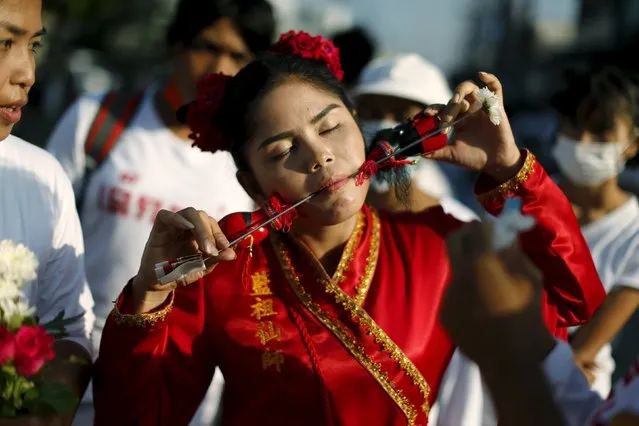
222;112;474;248
156;112;475;283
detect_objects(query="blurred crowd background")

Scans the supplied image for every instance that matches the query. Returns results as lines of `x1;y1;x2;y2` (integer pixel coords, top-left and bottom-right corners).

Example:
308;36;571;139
15;0;639;182
7;1;639;423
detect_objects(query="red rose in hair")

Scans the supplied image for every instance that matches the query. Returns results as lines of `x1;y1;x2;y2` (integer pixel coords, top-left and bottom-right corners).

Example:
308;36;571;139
271;31;344;81
275;31;322;59
187;72;232;153
0;326;15;365
196;73;231;114
13;325;55;376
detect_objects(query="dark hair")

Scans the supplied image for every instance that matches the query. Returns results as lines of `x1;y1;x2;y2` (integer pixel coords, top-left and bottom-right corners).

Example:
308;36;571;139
331;27;376;87
166;0;276;54
550;66;639;134
217;53;356;171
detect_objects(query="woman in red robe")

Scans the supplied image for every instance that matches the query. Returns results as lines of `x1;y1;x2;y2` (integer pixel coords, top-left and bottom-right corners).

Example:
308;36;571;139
93;32;604;426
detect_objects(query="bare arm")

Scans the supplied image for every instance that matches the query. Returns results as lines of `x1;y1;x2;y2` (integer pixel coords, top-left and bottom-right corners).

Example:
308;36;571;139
572;287;639;363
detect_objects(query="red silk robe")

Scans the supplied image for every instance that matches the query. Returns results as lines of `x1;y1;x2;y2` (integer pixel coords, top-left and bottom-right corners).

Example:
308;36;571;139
94;151;605;426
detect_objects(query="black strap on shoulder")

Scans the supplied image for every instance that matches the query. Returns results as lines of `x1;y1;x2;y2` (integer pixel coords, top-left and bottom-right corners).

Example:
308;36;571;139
76;91;144;215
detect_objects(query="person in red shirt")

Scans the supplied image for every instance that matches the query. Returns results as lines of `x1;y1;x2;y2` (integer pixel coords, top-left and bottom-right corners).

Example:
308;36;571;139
93;31;605;426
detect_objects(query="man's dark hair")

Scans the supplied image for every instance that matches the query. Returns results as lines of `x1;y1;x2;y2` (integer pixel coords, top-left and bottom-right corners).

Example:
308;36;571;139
550;66;639;134
166;0;276;54
331;27;376;87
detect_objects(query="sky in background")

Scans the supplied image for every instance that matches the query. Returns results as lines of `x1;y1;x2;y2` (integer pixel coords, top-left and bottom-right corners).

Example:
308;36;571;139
267;0;580;73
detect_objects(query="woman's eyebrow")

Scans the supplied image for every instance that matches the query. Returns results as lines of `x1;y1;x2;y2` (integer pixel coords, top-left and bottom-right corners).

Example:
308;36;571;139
0;22;46;38
310;103;340;124
258;104;341;150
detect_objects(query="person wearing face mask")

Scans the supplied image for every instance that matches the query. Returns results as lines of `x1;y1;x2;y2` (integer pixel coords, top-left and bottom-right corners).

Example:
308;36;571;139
353;53;476;222
550;66;639;399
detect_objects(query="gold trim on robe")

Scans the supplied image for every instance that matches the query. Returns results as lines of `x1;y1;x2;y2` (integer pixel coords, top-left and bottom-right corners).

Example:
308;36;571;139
273;209;431;425
477;149;537;203
110;289;175;328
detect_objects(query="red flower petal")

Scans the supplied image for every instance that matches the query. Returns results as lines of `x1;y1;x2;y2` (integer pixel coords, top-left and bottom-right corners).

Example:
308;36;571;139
270;31;344;81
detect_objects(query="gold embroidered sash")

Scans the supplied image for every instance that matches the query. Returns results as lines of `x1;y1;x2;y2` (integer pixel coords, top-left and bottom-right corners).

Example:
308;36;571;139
272;208;431;425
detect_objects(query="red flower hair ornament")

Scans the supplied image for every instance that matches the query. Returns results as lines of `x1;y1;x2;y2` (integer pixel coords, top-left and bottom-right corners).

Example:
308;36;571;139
183;72;232;154
183;31;344;154
271;30;344;81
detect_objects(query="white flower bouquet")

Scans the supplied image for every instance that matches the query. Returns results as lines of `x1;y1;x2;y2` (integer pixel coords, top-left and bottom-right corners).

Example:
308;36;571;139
0;240;81;418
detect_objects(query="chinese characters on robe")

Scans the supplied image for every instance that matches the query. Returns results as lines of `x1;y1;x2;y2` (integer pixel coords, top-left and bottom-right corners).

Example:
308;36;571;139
250;271;284;372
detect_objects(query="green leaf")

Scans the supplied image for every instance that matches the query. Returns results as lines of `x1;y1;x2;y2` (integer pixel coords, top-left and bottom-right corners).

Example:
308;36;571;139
41;311;84;339
21;316;37;326
0;368;35;415
23;386;40;403
47;330;69;340
40;311;65;328
58;312;85;325
34;382;78;415
7;315;24;331
1;364;17;377
67;355;90;366
22;386;42;414
0;369;18;417
49;311;65;323
0;403;17;418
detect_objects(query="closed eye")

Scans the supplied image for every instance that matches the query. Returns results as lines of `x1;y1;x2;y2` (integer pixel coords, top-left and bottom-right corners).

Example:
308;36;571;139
0;39;13;50
319;124;341;135
269;145;296;162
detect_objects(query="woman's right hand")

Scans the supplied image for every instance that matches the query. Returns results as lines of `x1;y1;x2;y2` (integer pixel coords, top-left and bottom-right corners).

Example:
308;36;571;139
131;208;236;313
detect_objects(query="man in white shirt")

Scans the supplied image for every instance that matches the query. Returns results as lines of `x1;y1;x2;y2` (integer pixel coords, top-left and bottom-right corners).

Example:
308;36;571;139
46;0;276;424
0;0;94;423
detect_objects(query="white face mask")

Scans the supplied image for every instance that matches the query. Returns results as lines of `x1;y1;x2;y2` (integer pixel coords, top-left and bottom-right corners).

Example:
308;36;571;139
360;119;399;148
552;135;630;186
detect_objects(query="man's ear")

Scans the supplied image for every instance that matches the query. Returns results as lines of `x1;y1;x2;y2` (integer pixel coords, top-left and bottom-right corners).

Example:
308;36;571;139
237;170;265;206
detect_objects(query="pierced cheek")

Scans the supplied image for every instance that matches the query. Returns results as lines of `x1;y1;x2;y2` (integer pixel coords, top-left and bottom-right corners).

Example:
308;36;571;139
260;176;304;202
344;147;366;167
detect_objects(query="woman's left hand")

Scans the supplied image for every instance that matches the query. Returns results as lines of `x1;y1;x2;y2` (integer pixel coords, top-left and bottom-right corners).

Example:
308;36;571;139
427;72;523;182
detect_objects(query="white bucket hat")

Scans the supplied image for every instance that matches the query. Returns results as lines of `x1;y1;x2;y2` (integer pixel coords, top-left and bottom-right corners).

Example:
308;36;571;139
353;53;452;106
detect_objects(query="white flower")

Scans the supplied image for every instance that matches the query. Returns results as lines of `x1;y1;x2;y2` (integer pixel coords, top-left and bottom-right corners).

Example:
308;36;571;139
0;240;38;292
0;279;21;301
477;87;502;126
0;297;35;323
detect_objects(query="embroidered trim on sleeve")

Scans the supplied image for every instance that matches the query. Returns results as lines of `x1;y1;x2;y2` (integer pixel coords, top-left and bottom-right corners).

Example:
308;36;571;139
477;149;537;203
110;291;175;328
